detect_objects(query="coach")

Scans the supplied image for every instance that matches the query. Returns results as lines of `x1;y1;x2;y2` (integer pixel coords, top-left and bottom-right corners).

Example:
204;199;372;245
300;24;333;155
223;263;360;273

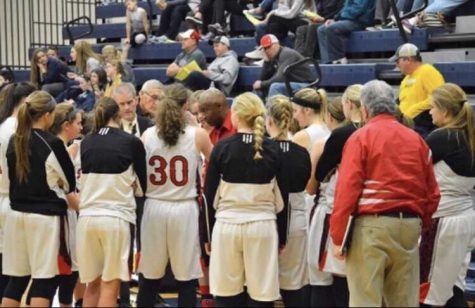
329;80;440;306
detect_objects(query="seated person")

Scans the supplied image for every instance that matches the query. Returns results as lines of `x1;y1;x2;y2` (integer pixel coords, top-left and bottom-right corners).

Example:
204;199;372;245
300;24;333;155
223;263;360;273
404;0;470;29
252;34;314;97
30;48;70;97
152;0;201;42
318;0;376;64
125;0;149;47
166;29;207;85
183;36;240;94
208;0;248;35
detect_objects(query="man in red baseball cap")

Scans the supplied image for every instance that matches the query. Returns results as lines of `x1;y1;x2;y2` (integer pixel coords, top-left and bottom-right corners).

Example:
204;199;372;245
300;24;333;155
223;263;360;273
166;29;207;84
252;34;314;97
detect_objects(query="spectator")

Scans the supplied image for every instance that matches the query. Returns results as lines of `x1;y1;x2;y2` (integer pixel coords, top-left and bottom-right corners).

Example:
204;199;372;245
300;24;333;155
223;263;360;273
30;48;70;97
318;0;377;64
198;88;236;144
90;67;108;98
138;79;164;118
152;0;201;43
166;29;207;84
67;76;96;113
104;59;125;98
252;34;314;97
294;0;345;58
101;45;135;85
188;90;212;132
208;0;248;35
265;0;315;41
405;0;470;29
421;83;475;307
393;43;445;136
185;0;215;37
185;36;239;94
125;0;149;47
46;45;67;64
69;41;102;78
113;83;153;138
330;80;440;306
243;0;275;20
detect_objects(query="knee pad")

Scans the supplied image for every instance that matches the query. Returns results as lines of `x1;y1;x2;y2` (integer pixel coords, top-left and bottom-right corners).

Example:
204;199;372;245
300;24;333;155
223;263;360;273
29;277;59;300
3;276;30;302
58;272;78;305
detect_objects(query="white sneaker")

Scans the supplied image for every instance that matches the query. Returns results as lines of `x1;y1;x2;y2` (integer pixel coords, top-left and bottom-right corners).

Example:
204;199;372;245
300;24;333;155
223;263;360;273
332;57;348;64
253;59;265;67
245;48;264;60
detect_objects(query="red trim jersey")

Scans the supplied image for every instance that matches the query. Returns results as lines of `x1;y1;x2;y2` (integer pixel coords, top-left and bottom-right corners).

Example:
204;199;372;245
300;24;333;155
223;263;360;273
330;114;440;245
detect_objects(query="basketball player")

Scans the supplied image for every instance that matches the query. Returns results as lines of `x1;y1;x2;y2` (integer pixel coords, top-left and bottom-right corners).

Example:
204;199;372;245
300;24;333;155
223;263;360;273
76;97;146;307
0;83;36;299
3;91;78;307
307;85;363;307
137;91;212;307
49;103;83;307
265;95;311;306
204;92;289;307
420;83;475;307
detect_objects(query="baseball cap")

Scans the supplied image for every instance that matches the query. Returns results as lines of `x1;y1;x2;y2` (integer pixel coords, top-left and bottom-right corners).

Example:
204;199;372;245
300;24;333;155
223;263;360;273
210;35;230;48
389;43;420;62
259;34;279;50
177;29;200;41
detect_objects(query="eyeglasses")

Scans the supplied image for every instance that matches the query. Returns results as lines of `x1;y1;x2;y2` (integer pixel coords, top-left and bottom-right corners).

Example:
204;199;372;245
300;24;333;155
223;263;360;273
142;91;161;101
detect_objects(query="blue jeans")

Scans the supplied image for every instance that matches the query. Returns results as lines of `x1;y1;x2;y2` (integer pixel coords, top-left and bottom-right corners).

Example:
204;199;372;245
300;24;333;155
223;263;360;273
259;0;275;13
268;82;308;97
412;0;468;14
318;20;363;63
255;22;267;45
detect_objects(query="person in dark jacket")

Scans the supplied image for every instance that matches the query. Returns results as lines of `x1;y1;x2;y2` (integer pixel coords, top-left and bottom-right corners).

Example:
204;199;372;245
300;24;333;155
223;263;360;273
252;34;314;98
318;0;376;64
30;49;70;97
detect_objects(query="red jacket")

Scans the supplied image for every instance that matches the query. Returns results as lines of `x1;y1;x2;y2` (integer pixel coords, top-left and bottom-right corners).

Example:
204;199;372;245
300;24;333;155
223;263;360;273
330;114;440;245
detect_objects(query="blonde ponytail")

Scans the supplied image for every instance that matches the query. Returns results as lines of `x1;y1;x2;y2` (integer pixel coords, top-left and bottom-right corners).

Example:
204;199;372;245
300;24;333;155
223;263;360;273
266;95;292;140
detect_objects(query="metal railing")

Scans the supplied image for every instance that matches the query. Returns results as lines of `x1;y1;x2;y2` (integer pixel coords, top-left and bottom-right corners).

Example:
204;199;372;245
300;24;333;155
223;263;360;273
389;0;429;43
0;0;96;69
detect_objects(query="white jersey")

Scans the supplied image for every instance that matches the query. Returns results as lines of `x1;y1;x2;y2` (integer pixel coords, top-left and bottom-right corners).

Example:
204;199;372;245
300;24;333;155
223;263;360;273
433;161;475;218
304;123;330;153
0;117;17;195
143;125;200;201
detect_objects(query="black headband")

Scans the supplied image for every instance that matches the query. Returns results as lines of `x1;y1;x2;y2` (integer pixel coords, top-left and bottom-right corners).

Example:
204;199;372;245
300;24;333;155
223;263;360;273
291;96;321;111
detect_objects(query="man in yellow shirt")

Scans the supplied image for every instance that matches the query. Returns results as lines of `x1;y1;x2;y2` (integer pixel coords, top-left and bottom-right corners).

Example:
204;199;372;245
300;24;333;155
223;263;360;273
393;43;445;136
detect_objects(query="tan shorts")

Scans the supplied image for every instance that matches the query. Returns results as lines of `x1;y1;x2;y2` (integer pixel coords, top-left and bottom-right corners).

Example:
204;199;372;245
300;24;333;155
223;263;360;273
0;195;11;253
138;199;202;281
210;220;280;302
76;216;131;283
2;210;60;278
279;210;309;290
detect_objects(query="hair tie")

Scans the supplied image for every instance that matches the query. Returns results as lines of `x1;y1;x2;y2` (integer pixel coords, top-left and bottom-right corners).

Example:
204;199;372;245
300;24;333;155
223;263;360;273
460;100;468;106
291;96;321;111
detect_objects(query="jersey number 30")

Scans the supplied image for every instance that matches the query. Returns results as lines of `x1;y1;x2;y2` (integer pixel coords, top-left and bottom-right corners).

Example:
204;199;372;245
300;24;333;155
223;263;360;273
149;155;189;186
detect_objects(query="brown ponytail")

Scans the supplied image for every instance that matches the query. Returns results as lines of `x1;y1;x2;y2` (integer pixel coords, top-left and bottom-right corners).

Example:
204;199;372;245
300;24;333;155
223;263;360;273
92;97;120;133
15;90;56;183
156;96;186;147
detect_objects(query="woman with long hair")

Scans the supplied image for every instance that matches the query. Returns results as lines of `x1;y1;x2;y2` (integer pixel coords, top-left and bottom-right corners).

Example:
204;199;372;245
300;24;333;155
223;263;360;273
204;92;289;307
49;104;84;308
420;83;475;307
0;82;36;299
68;41;102;79
2;91;78;307
265;95;311;306
76;97;146;307
104;60;125;98
101;45;135;85
30;49;70;97
136;88;213;307
307;84;363;307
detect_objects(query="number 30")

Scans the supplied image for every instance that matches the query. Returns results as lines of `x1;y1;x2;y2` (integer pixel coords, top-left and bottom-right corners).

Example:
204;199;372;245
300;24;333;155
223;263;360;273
149;155;188;186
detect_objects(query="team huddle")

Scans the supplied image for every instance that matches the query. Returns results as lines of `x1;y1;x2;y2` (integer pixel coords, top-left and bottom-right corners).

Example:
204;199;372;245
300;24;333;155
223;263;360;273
0;77;473;308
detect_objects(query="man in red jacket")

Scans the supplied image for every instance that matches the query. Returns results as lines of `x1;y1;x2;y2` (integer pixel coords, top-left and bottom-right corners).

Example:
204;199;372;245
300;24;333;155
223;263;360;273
330;80;440;306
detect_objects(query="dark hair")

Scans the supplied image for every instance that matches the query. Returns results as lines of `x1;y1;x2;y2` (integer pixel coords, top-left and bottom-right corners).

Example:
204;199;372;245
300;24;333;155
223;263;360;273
91;67;108;91
15;91;56;183
156;96;187;147
92;97;120;133
0;82;37;124
50;103;83;135
47;45;59;53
